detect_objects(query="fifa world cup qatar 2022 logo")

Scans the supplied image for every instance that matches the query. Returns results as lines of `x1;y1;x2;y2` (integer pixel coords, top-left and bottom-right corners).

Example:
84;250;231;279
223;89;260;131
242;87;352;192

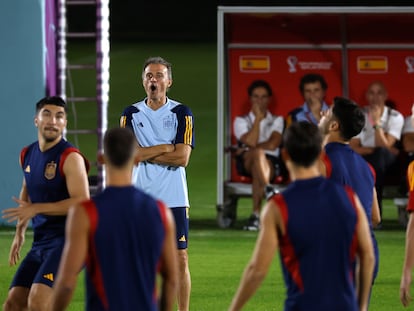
287;56;298;73
406;56;414;73
286;56;332;73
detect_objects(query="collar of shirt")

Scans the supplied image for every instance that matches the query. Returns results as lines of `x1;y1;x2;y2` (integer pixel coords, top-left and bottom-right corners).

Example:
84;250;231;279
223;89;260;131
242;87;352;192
302;101;329;113
300;101;329;124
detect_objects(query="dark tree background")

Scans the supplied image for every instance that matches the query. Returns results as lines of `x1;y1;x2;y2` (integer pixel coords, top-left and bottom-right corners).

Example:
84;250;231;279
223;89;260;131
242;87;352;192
67;1;412;42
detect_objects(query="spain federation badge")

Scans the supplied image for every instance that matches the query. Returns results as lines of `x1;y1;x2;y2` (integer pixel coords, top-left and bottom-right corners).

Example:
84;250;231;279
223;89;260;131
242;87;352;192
45;161;57;180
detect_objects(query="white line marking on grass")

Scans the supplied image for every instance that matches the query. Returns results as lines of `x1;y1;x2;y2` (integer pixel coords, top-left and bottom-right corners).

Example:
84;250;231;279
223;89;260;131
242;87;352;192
0;231;33;235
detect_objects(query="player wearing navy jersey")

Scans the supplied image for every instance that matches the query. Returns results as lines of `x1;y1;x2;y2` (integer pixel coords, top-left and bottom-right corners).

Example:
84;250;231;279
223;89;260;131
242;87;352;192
120;56;194;311
2;96;90;311
319;97;380;288
400;104;414;307
229;122;374;311
401;157;414;307
51;128;178;311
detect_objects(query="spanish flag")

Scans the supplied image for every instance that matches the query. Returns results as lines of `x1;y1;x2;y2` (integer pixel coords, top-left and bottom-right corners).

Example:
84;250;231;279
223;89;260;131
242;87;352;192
239;56;270;72
357;56;388;73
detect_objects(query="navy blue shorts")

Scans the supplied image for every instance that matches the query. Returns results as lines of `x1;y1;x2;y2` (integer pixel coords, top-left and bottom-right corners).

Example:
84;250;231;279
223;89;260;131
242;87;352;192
171;207;189;250
10;243;64;289
236;153;281;180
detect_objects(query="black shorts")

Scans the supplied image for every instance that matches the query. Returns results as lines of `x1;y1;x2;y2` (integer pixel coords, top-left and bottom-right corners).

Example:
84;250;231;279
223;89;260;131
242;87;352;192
235;152;282;181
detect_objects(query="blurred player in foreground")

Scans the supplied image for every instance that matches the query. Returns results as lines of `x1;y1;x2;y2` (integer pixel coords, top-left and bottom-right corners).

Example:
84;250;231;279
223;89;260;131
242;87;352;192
229;121;374;311
51;127;178;311
400;103;414;307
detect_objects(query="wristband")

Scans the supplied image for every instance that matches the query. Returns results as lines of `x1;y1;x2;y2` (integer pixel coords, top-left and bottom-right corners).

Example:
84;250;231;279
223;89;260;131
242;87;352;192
373;124;382;130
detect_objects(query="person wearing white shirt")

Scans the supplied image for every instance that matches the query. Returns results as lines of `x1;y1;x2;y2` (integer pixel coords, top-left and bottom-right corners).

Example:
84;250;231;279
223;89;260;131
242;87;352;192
402;105;414;156
233;80;284;231
350;81;404;218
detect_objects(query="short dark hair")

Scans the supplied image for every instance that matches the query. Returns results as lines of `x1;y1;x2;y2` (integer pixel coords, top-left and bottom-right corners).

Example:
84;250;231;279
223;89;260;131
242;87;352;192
247;80;273;97
332;96;365;141
35;96;67;114
142;56;172;80
299;73;328;94
104;128;136;168
283;121;322;167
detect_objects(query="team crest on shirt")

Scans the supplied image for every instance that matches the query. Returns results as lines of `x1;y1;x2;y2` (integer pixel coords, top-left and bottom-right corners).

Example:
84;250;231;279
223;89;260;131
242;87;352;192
163;116;174;129
44;161;57;180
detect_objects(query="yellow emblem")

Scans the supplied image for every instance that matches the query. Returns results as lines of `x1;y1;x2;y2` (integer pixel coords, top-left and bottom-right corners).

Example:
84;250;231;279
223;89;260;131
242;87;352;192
44;161;57;180
179;235;186;242
24;165;30;173
43;273;54;281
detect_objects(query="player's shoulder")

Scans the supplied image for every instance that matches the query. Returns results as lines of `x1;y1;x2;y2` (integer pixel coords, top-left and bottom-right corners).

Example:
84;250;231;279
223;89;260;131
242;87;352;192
60;141;82;159
55;139;81;157
169;98;193;115
22;141;38;152
389;107;404;119
20;142;37;165
121;100;144;115
270;113;284;123
60;142;90;171
234;113;250;122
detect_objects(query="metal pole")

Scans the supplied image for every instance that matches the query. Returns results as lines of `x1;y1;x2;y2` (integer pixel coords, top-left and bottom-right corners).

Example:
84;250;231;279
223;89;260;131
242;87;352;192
57;0;66;100
96;0;110;192
217;8;224;209
340;14;349;97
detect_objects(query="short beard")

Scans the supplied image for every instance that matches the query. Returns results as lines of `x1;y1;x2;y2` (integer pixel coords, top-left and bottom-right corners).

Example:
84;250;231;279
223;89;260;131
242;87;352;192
43;133;61;143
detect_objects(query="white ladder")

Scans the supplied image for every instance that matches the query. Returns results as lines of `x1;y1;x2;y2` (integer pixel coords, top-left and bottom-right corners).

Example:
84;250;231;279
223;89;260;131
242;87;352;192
57;0;109;194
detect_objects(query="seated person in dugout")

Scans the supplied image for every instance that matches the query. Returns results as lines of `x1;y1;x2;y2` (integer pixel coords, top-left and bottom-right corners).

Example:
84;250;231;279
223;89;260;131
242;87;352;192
350;81;404;218
286;73;330;127
402;103;414;163
233;79;284;231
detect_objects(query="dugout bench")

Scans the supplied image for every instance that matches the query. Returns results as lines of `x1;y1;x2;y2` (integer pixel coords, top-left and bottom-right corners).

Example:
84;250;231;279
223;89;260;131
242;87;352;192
216;6;414;228
217;145;289;228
